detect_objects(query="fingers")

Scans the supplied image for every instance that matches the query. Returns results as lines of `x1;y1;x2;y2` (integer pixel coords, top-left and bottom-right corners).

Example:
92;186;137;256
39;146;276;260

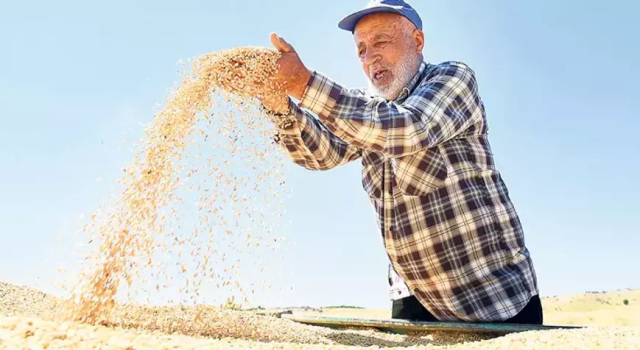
270;33;294;53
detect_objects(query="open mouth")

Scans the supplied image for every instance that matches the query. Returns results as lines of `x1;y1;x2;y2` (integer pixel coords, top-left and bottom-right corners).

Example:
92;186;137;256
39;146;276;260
372;69;389;83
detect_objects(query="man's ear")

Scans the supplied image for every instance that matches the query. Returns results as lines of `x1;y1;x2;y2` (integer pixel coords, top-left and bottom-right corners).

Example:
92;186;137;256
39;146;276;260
413;29;425;53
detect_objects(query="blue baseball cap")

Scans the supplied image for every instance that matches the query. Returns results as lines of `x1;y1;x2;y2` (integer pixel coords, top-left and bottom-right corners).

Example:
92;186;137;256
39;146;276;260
338;0;422;33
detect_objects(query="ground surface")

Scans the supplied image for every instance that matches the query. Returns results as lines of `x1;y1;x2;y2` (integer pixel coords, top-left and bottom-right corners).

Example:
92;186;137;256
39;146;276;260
306;289;640;327
1;282;639;349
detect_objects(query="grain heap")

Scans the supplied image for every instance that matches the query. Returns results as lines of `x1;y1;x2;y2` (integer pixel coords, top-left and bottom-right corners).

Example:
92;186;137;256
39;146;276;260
54;47;293;327
1;282;494;347
3;284;640;350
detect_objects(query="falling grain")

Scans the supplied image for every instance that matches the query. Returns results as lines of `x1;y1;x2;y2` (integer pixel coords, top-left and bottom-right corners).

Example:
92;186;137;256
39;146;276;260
52;47;293;328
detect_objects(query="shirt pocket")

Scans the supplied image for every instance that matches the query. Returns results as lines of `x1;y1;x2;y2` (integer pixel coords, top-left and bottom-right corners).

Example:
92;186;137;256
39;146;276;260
391;148;448;197
361;151;384;199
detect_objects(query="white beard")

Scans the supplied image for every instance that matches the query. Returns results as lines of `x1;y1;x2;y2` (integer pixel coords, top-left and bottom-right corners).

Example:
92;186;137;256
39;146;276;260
367;58;419;101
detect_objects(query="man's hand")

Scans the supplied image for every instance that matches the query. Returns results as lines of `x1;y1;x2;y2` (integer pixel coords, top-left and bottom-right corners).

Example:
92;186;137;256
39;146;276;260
216;33;312;114
269;33;313;102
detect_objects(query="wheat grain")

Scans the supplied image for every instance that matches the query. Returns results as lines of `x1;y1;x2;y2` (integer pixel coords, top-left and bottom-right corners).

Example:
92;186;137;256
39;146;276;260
1;283;496;347
2;312;640;349
52;47;292;328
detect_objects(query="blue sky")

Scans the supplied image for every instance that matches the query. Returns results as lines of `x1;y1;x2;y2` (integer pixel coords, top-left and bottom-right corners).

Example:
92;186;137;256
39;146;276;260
1;0;639;310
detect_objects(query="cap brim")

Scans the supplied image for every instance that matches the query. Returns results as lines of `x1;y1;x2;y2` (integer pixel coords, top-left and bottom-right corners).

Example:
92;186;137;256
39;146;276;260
338;6;405;32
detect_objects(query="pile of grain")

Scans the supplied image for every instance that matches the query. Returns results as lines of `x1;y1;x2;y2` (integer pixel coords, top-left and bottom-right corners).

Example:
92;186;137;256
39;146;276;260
0;282;57;319
0;282;492;347
2;314;640;349
5;283;640;349
54;47;293;326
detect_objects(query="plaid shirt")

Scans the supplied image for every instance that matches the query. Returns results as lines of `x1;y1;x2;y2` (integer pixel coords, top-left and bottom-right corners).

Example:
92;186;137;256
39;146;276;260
269;60;539;322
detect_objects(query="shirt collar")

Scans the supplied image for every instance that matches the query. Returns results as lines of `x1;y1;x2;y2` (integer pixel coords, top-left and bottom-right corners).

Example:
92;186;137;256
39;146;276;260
396;61;428;101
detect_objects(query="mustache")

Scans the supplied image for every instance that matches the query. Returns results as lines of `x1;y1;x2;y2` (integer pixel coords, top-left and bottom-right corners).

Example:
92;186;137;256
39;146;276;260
369;65;391;78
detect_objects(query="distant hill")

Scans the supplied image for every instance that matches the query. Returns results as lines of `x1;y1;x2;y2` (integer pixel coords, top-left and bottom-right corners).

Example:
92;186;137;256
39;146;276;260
322;305;365;309
542;288;640;326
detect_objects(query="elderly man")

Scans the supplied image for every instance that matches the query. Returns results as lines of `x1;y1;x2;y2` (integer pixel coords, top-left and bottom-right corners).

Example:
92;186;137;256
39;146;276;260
238;0;543;324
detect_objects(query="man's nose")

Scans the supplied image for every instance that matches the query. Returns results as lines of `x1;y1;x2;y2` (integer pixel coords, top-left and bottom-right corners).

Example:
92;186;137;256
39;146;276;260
363;49;380;65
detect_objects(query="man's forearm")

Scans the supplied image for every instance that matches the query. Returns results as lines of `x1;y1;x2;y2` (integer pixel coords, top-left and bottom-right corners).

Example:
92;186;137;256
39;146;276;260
297;62;483;158
266;98;362;171
288;68;313;101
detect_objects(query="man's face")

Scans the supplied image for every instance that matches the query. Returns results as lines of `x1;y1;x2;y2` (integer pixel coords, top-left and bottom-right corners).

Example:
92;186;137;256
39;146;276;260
354;13;425;100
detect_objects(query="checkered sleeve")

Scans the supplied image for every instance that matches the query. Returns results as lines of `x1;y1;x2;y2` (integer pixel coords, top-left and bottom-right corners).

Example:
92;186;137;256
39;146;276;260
298;62;482;157
267;98;362;171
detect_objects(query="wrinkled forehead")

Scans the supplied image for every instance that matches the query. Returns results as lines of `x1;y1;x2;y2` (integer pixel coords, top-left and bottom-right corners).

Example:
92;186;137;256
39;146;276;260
353;13;411;47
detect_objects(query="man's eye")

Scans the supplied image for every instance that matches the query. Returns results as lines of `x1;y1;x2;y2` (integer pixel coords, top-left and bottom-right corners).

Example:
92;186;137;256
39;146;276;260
375;41;388;48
